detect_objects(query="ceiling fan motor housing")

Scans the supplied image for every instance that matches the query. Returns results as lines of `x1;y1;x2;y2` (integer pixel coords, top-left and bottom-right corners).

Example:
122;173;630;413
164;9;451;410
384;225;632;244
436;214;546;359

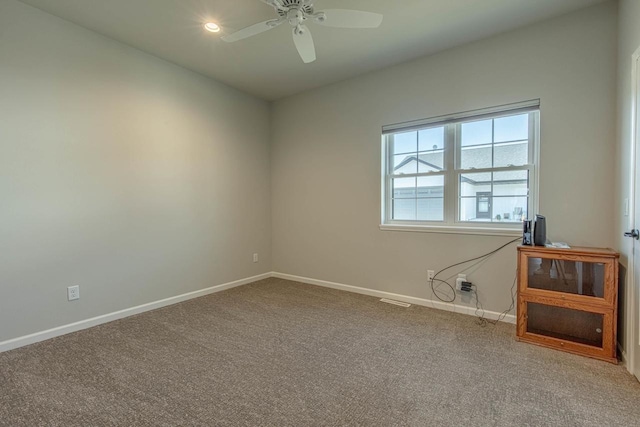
277;0;314;17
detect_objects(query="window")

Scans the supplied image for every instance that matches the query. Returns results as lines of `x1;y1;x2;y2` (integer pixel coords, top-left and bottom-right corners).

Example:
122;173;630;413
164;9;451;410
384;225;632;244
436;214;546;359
381;101;539;234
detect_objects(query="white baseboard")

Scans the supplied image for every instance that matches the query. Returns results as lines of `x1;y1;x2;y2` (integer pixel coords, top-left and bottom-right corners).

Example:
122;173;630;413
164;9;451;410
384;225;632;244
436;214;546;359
1;270;515;354
271;272;516;324
0;272;271;353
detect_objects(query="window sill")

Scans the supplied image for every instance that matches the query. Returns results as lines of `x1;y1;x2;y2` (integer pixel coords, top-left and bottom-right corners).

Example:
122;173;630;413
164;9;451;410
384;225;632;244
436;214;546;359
379;224;521;237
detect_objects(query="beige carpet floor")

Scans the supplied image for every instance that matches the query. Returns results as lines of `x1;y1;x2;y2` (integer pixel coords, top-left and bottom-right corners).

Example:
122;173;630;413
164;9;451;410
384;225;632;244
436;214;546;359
1;277;639;426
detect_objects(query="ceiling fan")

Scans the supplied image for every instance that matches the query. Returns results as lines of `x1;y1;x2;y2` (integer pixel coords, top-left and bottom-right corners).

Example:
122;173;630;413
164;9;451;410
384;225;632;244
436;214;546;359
221;0;383;64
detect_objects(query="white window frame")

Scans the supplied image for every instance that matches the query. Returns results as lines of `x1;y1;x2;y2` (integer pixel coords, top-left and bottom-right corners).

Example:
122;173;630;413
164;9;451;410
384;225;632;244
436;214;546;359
380;100;540;236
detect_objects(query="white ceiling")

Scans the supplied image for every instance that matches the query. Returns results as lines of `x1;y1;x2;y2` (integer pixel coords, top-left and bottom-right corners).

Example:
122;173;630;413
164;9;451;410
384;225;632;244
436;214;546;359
18;0;605;100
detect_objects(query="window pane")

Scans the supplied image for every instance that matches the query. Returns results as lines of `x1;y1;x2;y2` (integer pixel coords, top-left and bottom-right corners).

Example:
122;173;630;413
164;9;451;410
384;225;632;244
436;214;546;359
418;198;444;221
459;196;486;222
460;113;531;169
492;196;528;222
494;141;528;167
459;172;529;222
418;151;444;172
393;199;416;220
393;154;417;174
493;170;529;196
392;176;444;222
460;145;492;169
419;127;445;151
393;131;417;154
460;173;491;197
495;114;528;143
417;175;444;196
392;177;416;198
461;119;492;147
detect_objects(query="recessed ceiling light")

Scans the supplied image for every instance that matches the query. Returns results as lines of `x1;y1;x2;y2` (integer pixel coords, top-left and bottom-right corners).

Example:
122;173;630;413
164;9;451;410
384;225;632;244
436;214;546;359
204;22;221;33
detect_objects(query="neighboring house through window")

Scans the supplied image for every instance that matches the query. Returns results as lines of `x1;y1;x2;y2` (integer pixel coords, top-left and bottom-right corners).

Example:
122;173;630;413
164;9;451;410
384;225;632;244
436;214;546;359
381;100;540;234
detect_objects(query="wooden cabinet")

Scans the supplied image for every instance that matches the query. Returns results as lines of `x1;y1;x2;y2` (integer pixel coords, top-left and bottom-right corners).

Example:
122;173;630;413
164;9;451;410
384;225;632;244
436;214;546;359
516;245;619;364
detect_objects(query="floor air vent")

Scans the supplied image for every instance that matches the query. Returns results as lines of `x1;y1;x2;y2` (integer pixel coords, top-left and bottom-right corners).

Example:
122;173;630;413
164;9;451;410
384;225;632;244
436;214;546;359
379;298;411;307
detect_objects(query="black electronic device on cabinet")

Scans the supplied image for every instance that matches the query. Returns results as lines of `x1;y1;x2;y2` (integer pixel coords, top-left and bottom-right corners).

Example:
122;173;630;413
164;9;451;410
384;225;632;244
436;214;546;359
522;220;532;246
533;214;547;246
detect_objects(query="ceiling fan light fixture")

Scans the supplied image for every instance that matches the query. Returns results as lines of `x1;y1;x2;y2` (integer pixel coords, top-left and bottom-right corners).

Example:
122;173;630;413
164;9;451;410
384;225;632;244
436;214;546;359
204;22;221;33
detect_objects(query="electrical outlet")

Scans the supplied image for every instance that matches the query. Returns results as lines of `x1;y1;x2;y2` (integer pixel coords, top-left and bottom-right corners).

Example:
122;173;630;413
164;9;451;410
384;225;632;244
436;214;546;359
67;285;80;301
253;253;259;263
427;270;435;280
455;274;467;291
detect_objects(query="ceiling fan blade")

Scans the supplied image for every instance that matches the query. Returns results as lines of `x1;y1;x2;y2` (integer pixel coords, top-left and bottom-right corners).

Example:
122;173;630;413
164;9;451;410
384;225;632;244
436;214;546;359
293;25;316;63
222;19;283;43
259;0;286;10
316;9;383;29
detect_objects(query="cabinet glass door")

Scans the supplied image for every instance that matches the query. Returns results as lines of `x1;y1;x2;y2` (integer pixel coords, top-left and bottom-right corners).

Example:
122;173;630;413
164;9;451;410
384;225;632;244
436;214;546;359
526;302;604;348
526;257;605;298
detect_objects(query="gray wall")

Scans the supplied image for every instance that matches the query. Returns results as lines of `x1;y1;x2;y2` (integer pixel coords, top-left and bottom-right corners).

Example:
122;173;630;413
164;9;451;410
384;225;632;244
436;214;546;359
0;0;621;344
0;0;272;342
615;0;640;361
271;2;617;314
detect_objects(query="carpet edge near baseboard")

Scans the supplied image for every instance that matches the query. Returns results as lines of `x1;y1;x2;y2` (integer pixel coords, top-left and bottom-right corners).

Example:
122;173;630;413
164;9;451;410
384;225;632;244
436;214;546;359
271;272;517;325
1;271;518;354
0;272;272;353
